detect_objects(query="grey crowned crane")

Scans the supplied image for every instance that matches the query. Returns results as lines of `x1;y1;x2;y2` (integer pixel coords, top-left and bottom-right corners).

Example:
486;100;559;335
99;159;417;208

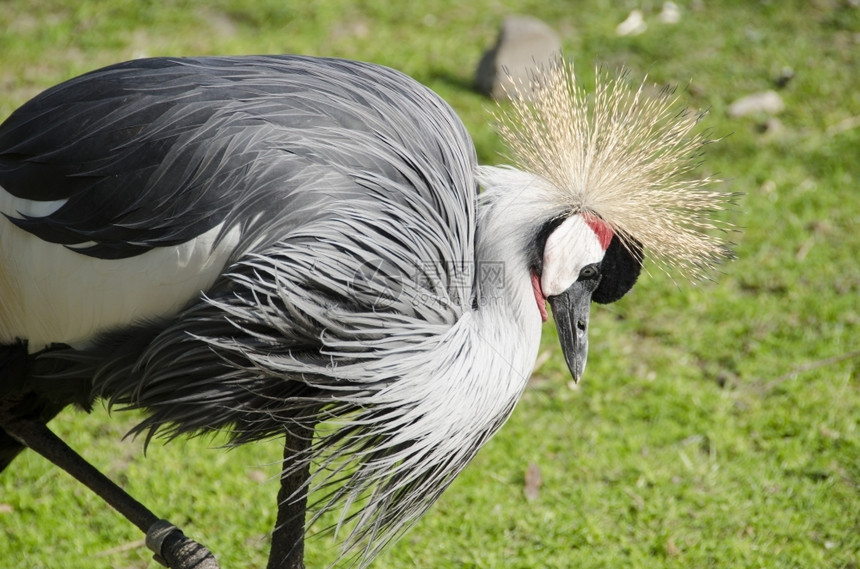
0;55;732;568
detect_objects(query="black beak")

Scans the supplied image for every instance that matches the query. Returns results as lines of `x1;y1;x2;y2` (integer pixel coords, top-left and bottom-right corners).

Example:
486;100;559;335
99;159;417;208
547;280;595;384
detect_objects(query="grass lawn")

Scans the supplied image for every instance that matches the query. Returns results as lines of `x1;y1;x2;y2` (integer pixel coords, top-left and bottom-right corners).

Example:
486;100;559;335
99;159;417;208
1;1;858;568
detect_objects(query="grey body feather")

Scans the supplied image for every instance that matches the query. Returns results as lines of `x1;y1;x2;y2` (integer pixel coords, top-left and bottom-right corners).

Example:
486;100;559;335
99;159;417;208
7;56;535;564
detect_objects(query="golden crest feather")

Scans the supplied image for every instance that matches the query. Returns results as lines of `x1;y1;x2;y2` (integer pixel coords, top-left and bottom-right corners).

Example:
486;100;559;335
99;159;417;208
495;58;735;280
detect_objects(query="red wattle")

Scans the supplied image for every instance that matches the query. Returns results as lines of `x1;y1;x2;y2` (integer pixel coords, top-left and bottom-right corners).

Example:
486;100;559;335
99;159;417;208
531;272;548;322
582;213;614;250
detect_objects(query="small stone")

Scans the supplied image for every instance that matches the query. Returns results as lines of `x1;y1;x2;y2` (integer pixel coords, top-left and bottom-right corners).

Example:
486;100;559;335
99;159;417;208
616;9;647;36
659;2;682;24
687;82;706;98
475;15;562;101
774;66;795;88
247;469;268;483
727;90;785;118
758;117;785;136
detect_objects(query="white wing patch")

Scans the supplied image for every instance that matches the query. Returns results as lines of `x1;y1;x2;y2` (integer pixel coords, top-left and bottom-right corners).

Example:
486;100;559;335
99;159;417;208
0;187;240;351
2;194;68;217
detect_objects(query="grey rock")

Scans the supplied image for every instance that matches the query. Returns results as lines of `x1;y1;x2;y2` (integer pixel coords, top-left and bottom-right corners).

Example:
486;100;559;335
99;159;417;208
475;15;562;101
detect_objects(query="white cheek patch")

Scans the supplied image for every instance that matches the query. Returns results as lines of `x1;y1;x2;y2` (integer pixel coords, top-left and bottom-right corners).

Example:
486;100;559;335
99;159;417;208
541;215;606;297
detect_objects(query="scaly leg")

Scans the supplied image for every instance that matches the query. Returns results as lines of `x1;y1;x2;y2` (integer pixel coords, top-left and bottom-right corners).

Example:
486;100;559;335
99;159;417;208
2;417;220;569
267;425;315;569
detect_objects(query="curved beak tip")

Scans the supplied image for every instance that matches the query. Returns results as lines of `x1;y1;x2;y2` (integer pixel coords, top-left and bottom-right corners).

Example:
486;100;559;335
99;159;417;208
547;281;593;384
563;351;586;384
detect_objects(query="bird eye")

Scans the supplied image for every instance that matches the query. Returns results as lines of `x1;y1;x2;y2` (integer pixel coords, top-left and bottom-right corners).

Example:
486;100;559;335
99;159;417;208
579;264;600;280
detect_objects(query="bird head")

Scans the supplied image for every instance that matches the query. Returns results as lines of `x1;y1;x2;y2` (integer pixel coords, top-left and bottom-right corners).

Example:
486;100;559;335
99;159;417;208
494;59;735;382
530;211;642;382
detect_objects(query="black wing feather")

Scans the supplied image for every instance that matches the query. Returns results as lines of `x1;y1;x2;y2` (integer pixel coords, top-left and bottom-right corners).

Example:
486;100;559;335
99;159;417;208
0;56;476;259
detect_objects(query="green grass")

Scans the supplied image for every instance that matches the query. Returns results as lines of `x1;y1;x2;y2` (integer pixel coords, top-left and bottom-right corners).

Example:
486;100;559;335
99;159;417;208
1;1;858;568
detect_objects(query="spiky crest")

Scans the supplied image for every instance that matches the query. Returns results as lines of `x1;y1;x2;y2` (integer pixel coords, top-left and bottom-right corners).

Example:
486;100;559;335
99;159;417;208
495;58;735;280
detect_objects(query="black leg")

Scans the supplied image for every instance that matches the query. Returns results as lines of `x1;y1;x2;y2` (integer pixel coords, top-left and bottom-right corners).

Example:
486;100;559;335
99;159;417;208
0;397;65;472
267;426;314;569
0;427;27;472
2;417;220;569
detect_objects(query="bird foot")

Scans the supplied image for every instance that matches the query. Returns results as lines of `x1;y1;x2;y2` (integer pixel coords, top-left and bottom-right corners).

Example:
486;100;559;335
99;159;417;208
147;519;221;569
